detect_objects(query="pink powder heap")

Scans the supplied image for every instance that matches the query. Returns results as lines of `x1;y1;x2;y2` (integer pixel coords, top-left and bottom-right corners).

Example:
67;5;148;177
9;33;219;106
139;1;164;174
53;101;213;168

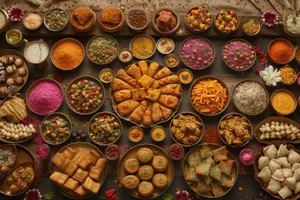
28;80;63;115
36;144;50;161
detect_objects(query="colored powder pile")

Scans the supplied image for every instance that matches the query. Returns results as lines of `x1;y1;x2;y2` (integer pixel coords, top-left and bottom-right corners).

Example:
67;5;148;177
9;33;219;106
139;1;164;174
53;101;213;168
36;144;50;160
28;80;63;115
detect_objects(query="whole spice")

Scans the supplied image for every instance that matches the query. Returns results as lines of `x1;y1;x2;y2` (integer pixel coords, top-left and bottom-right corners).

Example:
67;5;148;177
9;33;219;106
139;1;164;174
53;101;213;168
280;66;296;85
128;9;147;29
269;40;293;64
28;79;63;115
52;40;84;70
23;12;42;30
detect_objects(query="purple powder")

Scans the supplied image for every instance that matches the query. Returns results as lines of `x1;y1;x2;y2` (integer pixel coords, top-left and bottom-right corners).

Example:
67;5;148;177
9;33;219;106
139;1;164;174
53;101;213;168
180;37;214;69
28;80;63;115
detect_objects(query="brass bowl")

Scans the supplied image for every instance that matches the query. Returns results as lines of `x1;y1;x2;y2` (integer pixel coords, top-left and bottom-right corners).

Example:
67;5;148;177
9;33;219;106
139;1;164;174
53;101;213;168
268;38;295;65
185;5;213;33
222;38;256;72
169;112;205;147
127;126;144;143
0;9;9;33
183;143;238;198
189;75;230;116
126;9;148;32
253;143;300;200
70;7;96;32
254;116;300;144
50;38;85;71
279;65;297;85
282;11;300;37
270;89;297;116
44;8;68;32
214;9;240;35
232;80;269;116
23;12;43;30
295;45;300;65
65;75;105;115
150;125;166;142
26;78;63;116
129;34;156;60
177;69;193;85
217;112;253;148
88;112;122;146
179;36;215;70
99;68;114;84
40;112;72;145
241;18;261;36
152;8;180;35
164;53;180;68
98;7;125;33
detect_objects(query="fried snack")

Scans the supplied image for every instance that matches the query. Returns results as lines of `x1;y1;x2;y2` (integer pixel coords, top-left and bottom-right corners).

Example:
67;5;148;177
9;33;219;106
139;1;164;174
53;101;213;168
212;146;228;162
138;165;154;181
122;175;140;190
152;156;168;172
116;69;137;86
50;171;68;186
95;158;106;170
138;181;155;198
152;174;168;189
219;114;251;146
64;178;80;191
100;8;122;27
74;185;89;197
113;90;132;103
89;166;103;181
191;79;228;114
0;95;28;123
124;158;140;174
73;168;89;184
62;147;76;159
51;152;65;168
83;177;101;194
71;7;95;32
59;158;78;177
86;150;100;165
117;99;139;117
137;148;154;163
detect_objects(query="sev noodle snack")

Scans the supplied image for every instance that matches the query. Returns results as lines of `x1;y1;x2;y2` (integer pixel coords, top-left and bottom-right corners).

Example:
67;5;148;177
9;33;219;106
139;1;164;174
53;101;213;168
191;79;228;114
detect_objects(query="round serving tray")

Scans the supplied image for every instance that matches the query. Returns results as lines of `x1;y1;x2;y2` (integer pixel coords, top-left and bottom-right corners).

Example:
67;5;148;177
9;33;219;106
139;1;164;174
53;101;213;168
183;143;238;198
109;60;182;128
0;49;29;98
51;142;107;199
118;143;175;199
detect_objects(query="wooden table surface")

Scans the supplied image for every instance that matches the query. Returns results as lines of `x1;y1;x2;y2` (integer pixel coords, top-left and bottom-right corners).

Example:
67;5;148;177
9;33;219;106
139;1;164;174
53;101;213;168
0;13;299;200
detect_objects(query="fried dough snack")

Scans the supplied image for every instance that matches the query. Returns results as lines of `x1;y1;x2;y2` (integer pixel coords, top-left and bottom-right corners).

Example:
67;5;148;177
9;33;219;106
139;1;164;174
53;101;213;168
100;8;121;27
0;95;28;123
71;7;95;32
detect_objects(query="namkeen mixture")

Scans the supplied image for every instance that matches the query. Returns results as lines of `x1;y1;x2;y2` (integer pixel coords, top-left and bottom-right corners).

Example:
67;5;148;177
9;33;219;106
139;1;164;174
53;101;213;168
45;9;67;31
186;7;211;32
269;39;294;64
271;91;296;115
215;9;238;33
52;40;84;70
191;79;228;115
242;19;260;35
280;66;296;85
233;81;268;115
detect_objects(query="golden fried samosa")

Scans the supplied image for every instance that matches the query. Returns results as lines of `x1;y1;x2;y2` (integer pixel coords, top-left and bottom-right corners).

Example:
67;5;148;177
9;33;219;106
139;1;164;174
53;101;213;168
116;69;137;86
158;94;179;109
158;75;179;85
111;78;133;91
152;102;163;123
143;109;152;127
138;75;155;90
117;100;139;116
138;60;149;75
148;62;160;77
160;84;182;97
160;104;172;119
154;67;172;79
113;90;132;103
151;80;161;89
126;64;142;79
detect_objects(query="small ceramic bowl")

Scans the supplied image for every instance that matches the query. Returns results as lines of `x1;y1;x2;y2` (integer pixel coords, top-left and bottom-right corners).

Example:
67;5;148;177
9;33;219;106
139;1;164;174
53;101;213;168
44;8;68;32
242;18;261;36
127;126;144;143
295;45;300;65
99;68;114;84
279;65;297;85
169;144;185;161
105;144;120;161
118;48;133;63
156;38;175;54
268;38;295;65
23;12;43;30
164;53;179;68
178;69;193;84
270;89;297;116
150;126;166;142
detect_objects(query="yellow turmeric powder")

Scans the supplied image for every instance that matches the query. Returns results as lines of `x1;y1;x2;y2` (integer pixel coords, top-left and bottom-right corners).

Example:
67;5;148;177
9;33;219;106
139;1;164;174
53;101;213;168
52;40;84;70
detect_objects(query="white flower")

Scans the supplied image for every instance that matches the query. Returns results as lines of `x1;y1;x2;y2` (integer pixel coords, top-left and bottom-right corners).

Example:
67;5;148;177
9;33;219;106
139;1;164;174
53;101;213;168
259;65;282;86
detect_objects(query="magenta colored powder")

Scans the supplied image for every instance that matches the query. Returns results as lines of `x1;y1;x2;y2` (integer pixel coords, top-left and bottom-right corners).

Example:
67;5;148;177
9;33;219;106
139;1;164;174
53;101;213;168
36;144;50;160
28;80;63;115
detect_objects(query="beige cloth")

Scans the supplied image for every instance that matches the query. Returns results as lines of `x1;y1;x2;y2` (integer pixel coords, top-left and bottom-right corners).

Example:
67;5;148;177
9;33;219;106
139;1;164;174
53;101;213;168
249;0;300;16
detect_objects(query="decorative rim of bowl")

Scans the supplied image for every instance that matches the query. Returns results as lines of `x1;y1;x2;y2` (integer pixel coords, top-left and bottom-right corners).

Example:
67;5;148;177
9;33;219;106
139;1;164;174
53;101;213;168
185;5;213;33
177;68;194;84
50;38;85;71
169;112;205;147
98;7;125;32
270;89;297;116
88;111;122;146
217;112;253;148
232;79;269;116
26;78;63;116
152;8;180;35
183;143;238;198
214;9;240;35
44;8;68;32
268;38;295;65
156;37;175;54
189;75;230;116
118;48;133;63
40;112;72;145
126;8;149;31
222;38;256;72
127;126;144;143
99;68;114;84
150;125;167;142
86;34;119;65
241;18;261;36
129;34;156;59
179;36;215;70
164;53;180;68
23;11;43;30
279;65;297;85
65;75;105;115
0;9;9;32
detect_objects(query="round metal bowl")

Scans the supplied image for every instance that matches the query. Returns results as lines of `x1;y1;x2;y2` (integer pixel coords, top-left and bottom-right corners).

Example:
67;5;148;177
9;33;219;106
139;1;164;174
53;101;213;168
185;5;213;33
44;8;68;32
217;112;253;148
70;7;96;33
129;34;156;60
156;37;175;55
150;125;166;142
26;78;63;116
40;112;72;145
126;8;148;32
222;38;256;72
189;75;230;116
99;68;114;84
127;126;144;143
0;9;9;33
270;89;297;116
65;75;105;115
177;68;193;85
214;10;240;35
282;11;300;38
23;12;43;30
241;18;261;36
98;7;125;33
50;38;85;71
86;34;119;65
169;112;205;147
268;38;295;65
164;53;180;68
88;111;122;146
179;36;215;70
295;45;300;65
279;65;297;85
232;80;269;116
152;8;180;35
183;143;238;198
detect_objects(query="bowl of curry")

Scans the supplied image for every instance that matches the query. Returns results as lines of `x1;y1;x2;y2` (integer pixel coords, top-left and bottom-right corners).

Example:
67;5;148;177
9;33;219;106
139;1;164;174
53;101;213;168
270;89;297;116
129;34;156;59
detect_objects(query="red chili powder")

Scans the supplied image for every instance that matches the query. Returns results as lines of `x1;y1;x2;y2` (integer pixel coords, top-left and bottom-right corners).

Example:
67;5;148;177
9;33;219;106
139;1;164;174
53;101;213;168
28;80;63;115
